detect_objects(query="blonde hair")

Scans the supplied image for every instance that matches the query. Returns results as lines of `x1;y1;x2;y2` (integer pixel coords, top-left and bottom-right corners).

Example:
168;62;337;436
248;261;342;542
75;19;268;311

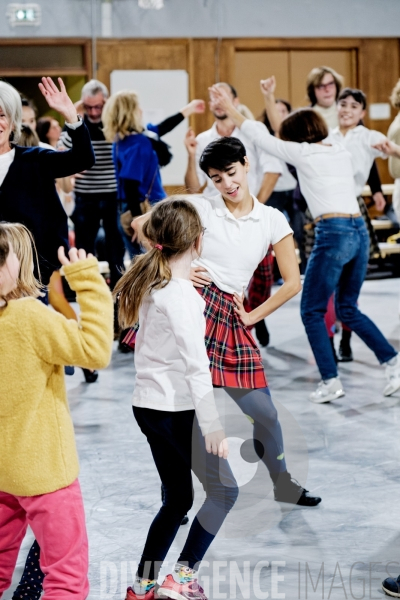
102;90;144;141
306;66;344;106
114;197;203;327
0;223;42;300
390;79;400;109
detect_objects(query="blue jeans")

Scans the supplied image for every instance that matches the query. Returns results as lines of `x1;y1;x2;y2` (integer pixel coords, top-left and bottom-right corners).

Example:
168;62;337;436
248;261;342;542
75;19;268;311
133;407;238;580
301;217;397;380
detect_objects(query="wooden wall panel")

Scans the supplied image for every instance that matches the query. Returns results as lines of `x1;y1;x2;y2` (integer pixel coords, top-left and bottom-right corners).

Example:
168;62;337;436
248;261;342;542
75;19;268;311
93;36;400;183
96;39;189;91
359;39;400;183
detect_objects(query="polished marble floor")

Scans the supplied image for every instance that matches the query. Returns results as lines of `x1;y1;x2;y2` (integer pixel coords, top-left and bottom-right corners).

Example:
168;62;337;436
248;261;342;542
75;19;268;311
5;278;400;600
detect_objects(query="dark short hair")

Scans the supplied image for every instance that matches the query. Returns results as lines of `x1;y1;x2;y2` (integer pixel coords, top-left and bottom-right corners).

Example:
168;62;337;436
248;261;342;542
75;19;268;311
199;136;246;176
306;66;343;106
279;108;329;144
338;87;367;110
217;82;238;99
36;117;52;144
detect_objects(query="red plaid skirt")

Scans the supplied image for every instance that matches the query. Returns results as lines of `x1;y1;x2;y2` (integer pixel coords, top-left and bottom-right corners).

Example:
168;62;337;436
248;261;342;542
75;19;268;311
122;283;267;389
198;283;267;389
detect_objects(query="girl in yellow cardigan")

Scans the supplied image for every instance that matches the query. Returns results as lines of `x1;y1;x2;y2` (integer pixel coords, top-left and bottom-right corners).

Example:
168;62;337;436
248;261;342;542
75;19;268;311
0;223;113;600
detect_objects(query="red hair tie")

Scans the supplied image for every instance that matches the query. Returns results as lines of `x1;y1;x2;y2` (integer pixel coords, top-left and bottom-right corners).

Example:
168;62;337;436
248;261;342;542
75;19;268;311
154;244;163;251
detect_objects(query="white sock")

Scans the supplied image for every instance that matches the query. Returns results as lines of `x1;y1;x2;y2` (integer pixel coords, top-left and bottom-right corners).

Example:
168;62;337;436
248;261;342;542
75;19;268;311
387;354;399;367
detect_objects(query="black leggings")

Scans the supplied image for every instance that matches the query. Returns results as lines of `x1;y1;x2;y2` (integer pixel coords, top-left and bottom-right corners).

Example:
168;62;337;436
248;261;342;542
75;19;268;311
133;407;238;580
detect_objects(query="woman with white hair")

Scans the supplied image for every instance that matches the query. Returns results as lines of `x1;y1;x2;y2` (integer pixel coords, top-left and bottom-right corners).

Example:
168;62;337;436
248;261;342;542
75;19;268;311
0;76;94;286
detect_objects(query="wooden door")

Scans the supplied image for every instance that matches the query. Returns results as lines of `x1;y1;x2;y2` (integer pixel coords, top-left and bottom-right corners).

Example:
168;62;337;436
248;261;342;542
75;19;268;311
234;48;356;116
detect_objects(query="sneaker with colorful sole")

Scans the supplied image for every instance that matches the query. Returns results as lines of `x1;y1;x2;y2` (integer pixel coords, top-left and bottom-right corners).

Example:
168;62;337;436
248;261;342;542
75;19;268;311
157;574;208;600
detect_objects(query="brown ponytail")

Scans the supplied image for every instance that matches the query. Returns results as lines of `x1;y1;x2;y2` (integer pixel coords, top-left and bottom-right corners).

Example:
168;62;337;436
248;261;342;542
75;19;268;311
114;197;203;328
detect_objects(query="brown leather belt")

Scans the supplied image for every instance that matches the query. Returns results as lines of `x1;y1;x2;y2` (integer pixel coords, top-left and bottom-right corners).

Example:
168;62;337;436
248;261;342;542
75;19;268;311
314;212;361;224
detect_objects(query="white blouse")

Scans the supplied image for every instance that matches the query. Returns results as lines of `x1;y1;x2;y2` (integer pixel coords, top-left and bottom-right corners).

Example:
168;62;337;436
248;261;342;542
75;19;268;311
328;125;387;196
0;149;15;187
133;278;221;436
189;194;293;295
241;119;360;220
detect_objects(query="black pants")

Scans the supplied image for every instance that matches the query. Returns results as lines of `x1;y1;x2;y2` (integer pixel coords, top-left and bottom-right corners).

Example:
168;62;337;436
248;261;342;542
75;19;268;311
71;192;125;289
133;407;238;580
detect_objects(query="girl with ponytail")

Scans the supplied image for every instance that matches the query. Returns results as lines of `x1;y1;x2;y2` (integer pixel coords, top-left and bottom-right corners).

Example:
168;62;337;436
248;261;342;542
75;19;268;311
114;197;236;600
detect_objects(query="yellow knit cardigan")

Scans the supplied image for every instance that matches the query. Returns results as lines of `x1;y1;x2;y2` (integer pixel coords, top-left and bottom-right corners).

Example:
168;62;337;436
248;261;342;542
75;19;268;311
0;258;113;497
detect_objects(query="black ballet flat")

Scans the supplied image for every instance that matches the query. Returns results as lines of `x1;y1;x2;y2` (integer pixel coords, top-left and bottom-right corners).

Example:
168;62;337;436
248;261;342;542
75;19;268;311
82;368;99;383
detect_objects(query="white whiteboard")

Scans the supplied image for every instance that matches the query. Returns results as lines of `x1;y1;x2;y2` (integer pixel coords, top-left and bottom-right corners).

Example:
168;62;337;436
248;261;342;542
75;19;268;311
110;70;189;186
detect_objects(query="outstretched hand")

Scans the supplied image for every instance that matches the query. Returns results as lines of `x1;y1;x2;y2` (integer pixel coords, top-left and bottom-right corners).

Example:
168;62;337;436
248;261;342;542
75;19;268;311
372;139;400;158
181;99;206;118
208;84;235;113
58;247;94;265
260;76;276;98
39;77;78;124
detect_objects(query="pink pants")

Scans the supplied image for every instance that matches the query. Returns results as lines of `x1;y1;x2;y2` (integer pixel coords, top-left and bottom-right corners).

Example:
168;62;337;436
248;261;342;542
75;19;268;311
325;294;351;338
0;479;89;599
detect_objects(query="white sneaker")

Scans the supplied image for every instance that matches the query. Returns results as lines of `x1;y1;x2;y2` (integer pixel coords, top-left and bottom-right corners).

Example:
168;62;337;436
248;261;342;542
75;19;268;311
384;354;400;397
310;377;345;403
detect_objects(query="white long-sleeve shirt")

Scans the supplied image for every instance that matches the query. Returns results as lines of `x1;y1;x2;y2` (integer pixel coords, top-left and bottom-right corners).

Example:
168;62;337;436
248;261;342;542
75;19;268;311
133;278;221;435
241;119;360;220
327;125;387;196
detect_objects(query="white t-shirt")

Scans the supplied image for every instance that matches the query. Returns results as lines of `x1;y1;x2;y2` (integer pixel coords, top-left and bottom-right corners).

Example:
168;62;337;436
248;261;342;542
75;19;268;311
273;160;297;192
133;278;221;435
328;125;387;196
189;194;293;295
195;121;283;198
0;149;15;187
241;119;360;220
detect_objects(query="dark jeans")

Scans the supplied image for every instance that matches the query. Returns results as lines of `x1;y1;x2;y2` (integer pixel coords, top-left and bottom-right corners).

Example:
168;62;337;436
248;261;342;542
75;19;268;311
267;190;307;272
301;217;397;380
71;192;125;289
133;407;238;580
225;387;287;477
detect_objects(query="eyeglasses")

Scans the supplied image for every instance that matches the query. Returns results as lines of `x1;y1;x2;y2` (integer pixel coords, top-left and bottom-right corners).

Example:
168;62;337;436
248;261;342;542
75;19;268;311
315;80;336;92
202;227;207;234
83;104;104;112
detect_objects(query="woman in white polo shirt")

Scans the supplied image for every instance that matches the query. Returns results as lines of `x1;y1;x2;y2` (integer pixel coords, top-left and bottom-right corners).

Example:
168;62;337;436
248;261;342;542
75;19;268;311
209;83;400;404
131;136;322;507
326;87;388;360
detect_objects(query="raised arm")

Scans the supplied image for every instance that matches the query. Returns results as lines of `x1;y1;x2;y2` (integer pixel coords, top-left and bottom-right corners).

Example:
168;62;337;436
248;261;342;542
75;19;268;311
260;76;283;135
148;100;206;138
38;77;95;178
184;128;204;192
209;84;302;166
28;249;113;370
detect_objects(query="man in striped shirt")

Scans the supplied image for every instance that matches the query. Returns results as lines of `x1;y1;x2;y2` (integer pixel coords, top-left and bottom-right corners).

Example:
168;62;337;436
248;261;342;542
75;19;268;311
61;79;125;289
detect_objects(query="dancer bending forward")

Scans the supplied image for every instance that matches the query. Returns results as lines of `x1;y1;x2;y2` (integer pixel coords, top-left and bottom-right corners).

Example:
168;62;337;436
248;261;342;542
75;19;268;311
131;137;321;507
209;82;400;403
